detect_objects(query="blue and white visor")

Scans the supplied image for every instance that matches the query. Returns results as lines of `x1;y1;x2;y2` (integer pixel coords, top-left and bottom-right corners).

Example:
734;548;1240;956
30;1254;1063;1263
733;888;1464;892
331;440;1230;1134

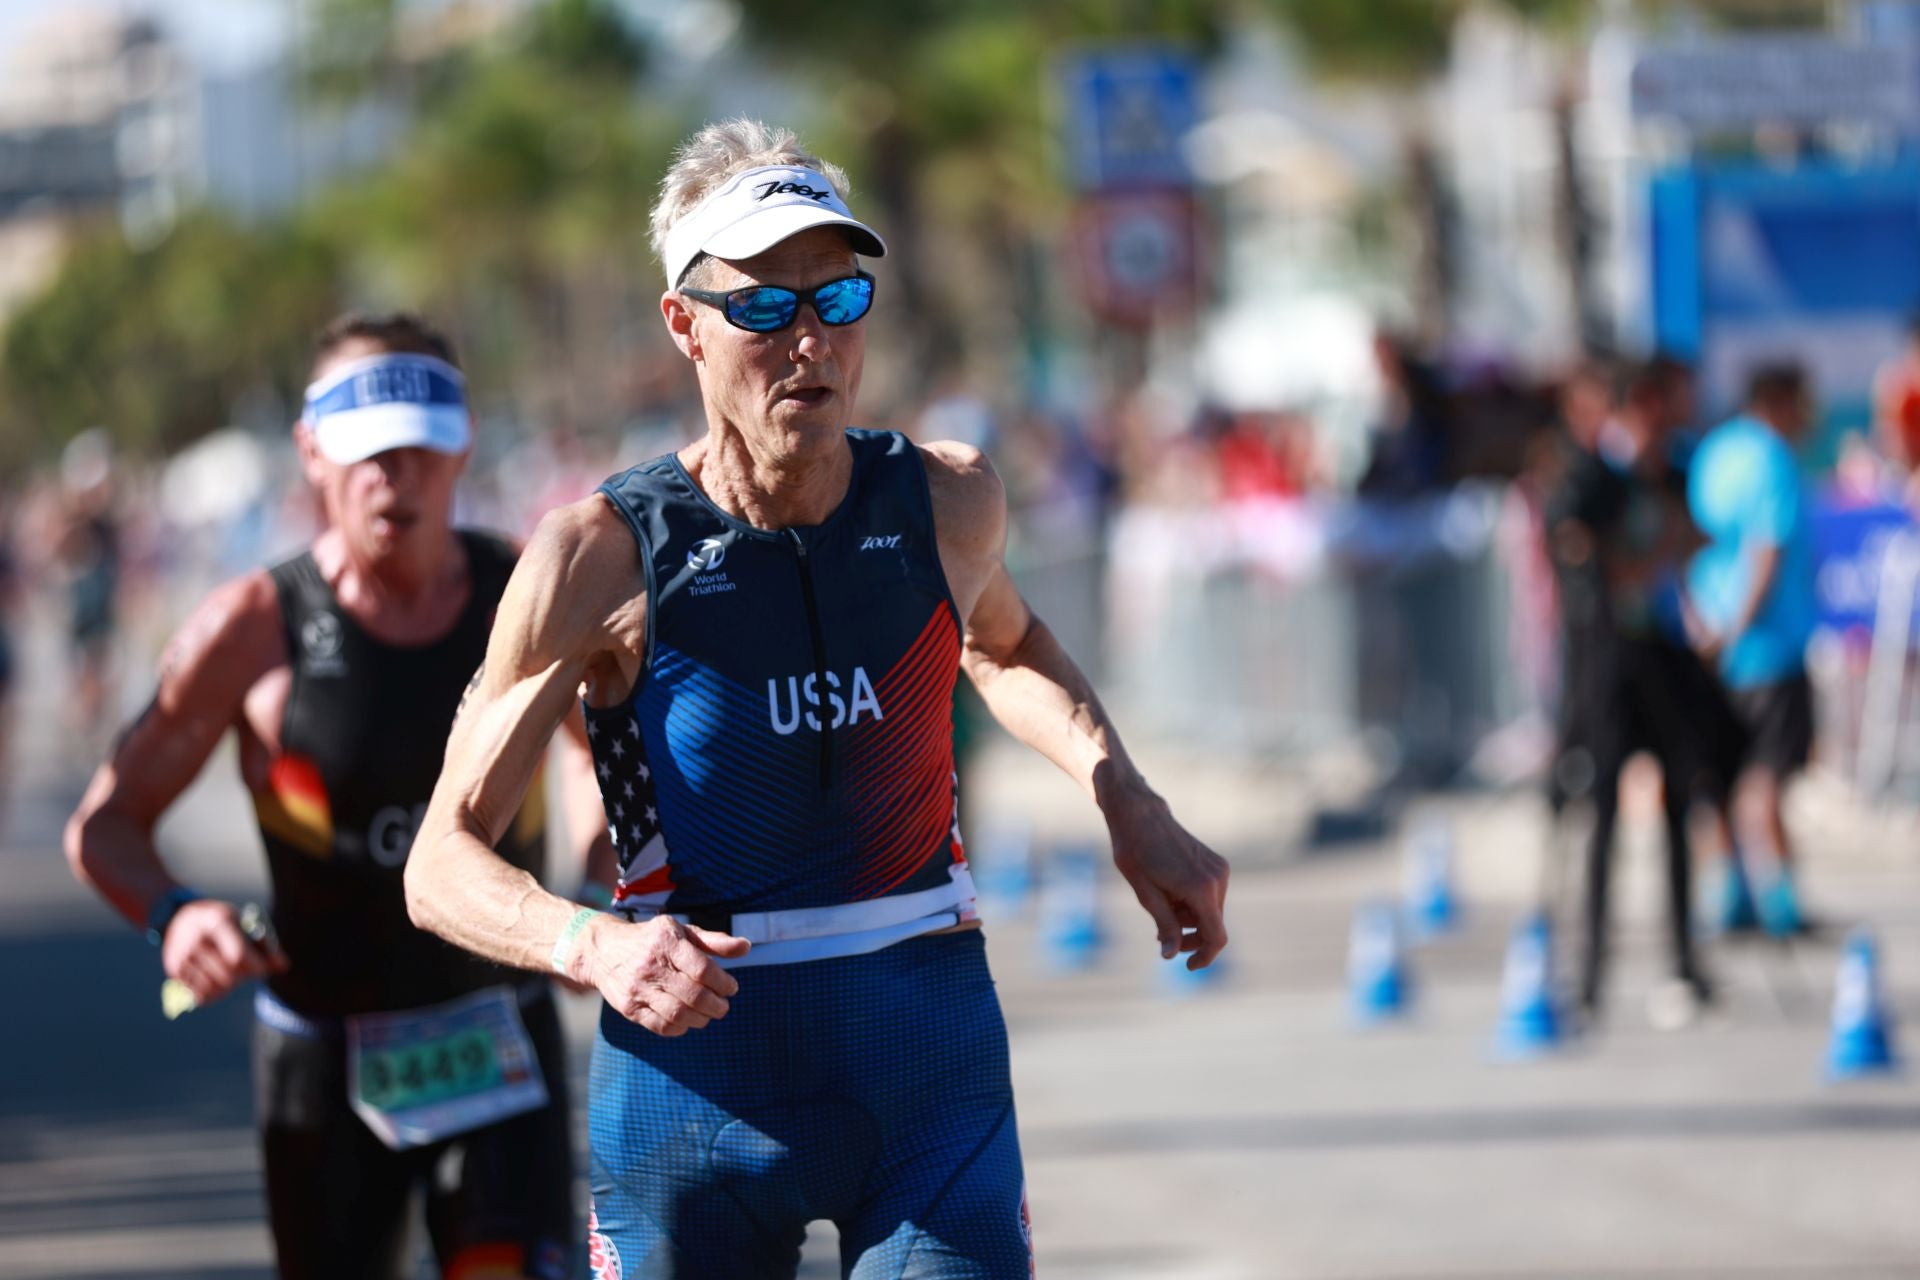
301;353;471;465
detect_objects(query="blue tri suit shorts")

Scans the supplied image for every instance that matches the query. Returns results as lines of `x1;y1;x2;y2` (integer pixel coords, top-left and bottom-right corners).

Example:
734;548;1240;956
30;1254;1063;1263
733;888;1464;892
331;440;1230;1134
586;928;1033;1279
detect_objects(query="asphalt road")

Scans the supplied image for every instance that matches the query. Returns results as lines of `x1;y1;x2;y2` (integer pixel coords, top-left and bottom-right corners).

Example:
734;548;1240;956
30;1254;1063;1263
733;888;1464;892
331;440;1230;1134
5;611;1920;1278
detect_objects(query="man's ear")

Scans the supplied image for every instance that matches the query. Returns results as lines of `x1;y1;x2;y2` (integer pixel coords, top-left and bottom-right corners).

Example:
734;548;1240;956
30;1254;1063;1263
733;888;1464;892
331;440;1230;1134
292;420;329;488
661;292;701;363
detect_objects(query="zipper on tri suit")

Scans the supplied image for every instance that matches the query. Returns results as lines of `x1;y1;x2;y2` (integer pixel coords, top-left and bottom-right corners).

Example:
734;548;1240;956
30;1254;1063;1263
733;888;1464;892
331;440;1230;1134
788;528;833;788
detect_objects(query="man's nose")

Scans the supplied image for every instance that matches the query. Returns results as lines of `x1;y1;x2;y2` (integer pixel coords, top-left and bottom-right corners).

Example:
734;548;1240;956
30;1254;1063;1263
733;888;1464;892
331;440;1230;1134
789;306;833;361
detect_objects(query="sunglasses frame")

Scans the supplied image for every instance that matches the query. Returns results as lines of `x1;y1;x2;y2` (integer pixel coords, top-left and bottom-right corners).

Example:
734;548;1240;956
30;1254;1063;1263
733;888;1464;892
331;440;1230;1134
678;270;877;333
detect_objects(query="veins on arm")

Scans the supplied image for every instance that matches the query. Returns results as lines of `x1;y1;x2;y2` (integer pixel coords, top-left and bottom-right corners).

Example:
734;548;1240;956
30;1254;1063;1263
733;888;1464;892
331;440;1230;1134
64;572;280;922
407;497;643;970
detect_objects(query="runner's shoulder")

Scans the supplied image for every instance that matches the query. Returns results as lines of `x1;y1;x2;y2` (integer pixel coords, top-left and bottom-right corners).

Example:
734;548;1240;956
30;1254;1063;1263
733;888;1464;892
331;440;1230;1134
505;496;646;654
158;569;284;695
918;439;1007;556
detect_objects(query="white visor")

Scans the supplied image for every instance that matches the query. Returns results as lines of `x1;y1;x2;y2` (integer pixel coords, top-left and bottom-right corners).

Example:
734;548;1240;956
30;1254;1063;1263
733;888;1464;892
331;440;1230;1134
302;353;472;466
311;402;472;466
661;164;886;286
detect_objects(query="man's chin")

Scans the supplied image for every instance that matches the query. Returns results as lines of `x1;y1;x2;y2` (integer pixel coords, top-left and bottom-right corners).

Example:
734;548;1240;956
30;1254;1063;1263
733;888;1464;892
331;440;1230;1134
352;518;436;563
767;401;848;437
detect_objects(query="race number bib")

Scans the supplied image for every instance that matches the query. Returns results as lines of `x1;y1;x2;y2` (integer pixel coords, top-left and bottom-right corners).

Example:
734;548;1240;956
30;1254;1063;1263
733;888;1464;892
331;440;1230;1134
347;986;548;1151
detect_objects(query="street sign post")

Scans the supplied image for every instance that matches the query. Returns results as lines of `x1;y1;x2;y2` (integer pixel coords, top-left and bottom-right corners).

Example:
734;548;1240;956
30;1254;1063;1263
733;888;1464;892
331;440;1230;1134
1060;47;1200;192
1059;46;1203;327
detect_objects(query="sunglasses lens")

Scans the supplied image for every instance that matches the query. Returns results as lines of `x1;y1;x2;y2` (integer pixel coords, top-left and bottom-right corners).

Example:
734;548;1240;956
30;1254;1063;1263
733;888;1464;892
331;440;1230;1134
728;288;799;332
815;275;874;325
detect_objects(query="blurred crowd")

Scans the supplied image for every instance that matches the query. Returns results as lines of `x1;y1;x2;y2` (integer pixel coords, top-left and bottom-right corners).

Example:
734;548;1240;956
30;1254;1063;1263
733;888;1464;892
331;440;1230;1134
9;309;1920;984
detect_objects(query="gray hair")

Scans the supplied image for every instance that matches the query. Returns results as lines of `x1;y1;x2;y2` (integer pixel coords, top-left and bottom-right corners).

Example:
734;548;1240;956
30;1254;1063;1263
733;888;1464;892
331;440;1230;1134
649;118;853;287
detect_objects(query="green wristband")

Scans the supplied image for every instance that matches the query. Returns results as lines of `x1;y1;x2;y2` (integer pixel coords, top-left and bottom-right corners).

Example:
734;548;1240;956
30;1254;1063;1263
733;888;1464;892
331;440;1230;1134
549;907;597;976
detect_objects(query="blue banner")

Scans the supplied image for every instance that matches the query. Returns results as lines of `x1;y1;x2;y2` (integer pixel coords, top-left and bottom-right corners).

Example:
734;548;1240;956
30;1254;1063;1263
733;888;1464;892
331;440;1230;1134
1809;496;1918;632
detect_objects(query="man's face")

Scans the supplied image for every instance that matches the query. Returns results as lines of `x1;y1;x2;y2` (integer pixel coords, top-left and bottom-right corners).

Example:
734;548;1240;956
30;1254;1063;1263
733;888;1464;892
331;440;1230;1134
295;336;469;566
1660;372;1697;433
665;227;866;458
1561;372;1612;449
1766;384;1815;442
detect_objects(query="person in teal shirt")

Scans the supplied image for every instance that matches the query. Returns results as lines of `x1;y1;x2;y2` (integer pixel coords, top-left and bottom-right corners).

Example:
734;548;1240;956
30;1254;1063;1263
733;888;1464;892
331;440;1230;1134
1685;362;1818;935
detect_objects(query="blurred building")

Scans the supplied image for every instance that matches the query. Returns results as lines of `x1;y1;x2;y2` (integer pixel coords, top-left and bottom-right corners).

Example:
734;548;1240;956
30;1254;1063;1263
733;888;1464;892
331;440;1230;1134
1182;22;1396;485
0;11;201;237
0;6;399;321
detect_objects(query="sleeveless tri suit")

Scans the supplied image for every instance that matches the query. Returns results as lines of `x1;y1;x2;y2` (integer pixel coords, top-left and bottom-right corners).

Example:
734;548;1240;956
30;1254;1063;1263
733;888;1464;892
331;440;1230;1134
584;431;1032;1278
249;532;573;1280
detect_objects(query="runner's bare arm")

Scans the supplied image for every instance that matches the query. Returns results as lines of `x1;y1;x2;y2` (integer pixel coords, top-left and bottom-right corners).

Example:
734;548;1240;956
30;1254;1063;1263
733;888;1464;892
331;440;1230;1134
497;538;618;896
408;498;749;1035
922;442;1230;968
62;573;288;1001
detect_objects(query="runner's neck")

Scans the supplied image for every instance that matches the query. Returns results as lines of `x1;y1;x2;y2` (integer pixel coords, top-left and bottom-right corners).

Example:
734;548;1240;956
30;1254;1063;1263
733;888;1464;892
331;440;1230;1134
311;527;472;647
681;429;852;530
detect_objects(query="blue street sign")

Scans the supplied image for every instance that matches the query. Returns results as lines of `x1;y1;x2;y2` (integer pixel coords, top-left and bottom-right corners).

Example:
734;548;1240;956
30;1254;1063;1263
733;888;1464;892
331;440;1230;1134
1060;46;1199;192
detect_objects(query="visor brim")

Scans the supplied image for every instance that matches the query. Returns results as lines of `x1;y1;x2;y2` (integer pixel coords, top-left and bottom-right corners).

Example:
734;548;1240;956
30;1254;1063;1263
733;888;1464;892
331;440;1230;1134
312;404;472;465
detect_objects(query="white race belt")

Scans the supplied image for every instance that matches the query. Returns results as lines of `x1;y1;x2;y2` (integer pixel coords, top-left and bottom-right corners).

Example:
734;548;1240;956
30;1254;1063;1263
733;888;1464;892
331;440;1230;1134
614;865;978;967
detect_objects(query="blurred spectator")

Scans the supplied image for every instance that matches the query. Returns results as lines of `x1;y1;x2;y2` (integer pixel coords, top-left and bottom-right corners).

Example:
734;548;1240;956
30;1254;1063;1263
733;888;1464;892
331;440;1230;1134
0;493;16;830
1356;330;1450;500
1544;360;1616;812
1685;362;1820;937
1217;410;1316;503
1549;356;1738;1023
1493;423;1565;743
57;428;122;760
1871;313;1920;501
1830;430;1892;508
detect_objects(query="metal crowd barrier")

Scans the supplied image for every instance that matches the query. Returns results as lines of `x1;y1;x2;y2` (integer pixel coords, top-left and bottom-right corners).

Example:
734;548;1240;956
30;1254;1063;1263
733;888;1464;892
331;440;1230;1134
1012;488;1527;776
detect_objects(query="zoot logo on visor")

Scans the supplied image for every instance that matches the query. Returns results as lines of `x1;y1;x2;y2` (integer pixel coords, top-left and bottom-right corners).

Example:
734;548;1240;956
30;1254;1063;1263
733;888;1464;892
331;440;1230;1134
661;164;886;288
301;353;471;466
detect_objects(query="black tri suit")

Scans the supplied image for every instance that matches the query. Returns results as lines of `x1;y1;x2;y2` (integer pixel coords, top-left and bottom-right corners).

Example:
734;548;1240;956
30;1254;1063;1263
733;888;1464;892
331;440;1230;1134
248;531;573;1280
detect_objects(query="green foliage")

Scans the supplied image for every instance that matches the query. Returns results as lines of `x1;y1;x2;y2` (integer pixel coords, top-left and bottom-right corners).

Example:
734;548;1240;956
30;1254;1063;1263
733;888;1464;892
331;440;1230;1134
0;0;1628;465
1261;0;1456;81
517;0;646;86
1260;0;1597;81
301;0;404;101
0;213;342;466
294;0;678;432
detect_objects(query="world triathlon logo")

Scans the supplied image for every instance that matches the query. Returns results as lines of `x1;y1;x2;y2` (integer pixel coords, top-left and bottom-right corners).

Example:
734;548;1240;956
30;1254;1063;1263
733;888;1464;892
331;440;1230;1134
299;612;346;676
686;538;726;572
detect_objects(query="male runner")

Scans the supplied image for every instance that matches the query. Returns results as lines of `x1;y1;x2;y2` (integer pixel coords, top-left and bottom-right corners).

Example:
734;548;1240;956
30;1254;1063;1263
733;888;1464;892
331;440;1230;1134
1872;314;1920;496
405;118;1231;1278
64;313;590;1280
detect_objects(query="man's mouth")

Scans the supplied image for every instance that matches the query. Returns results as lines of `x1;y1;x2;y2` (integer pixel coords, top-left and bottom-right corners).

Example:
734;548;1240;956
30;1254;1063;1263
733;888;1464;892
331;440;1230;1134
372;509;419;534
778;385;833;408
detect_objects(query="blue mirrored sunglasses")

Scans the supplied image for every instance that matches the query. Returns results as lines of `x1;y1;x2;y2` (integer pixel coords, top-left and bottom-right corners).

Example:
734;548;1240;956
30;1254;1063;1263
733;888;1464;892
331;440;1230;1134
679;271;876;333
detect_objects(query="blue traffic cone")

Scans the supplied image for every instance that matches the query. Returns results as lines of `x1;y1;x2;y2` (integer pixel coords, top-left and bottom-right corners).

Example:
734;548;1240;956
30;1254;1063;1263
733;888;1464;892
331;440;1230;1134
1349;899;1411;1025
1038;844;1104;972
1492;912;1565;1060
1825;929;1900;1081
972;819;1035;912
1404;818;1460;937
1159;946;1225;998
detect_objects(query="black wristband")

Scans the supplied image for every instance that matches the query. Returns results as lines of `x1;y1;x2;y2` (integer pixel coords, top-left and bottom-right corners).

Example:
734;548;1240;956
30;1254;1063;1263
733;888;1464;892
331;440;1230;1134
145;887;203;947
